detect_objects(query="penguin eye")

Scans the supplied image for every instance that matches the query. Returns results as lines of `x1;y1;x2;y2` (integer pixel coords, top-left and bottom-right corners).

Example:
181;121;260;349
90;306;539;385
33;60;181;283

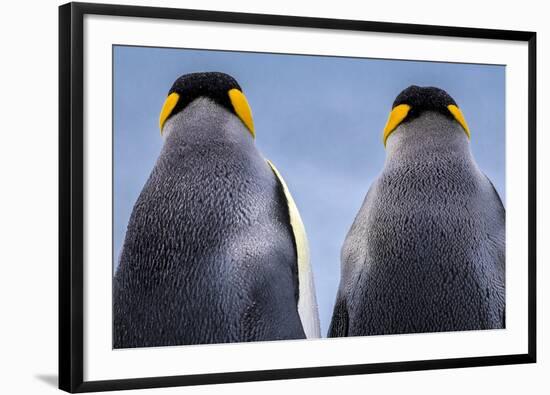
228;89;255;138
447;104;471;139
383;104;411;146
159;92;180;134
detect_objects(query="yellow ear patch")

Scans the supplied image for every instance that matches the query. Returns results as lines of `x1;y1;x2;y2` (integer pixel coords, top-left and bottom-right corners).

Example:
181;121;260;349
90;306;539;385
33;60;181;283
228;88;255;138
159;92;180;134
447;104;471;139
383;104;411;146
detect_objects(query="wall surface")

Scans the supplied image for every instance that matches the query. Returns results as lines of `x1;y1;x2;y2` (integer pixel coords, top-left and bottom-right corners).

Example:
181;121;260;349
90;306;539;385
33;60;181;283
0;0;547;394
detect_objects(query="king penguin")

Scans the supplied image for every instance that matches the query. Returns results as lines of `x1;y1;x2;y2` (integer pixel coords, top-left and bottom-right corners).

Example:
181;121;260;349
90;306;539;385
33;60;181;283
328;85;505;337
114;72;320;348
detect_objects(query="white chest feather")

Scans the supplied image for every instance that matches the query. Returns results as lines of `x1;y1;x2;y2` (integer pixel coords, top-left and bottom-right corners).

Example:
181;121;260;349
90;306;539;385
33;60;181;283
267;160;321;339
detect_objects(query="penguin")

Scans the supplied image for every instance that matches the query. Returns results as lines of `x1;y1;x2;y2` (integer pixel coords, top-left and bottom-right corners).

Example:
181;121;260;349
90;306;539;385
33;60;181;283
328;85;505;337
114;72;320;348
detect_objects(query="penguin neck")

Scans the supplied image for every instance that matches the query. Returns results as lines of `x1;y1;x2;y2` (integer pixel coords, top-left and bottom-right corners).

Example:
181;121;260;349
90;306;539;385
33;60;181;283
384;111;473;168
162;97;255;156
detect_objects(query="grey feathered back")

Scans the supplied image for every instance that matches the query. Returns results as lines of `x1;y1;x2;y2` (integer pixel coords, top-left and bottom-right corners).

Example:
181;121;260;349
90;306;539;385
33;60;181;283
114;98;305;347
330;111;505;336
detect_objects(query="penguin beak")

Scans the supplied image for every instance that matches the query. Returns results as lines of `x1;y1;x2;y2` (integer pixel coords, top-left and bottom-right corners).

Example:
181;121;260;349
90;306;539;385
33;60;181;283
447;105;471;139
228;89;255;138
383;104;411;146
159;92;180;134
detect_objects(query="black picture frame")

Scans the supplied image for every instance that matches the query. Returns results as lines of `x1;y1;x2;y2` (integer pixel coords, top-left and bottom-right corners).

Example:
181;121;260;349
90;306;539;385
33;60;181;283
59;2;537;392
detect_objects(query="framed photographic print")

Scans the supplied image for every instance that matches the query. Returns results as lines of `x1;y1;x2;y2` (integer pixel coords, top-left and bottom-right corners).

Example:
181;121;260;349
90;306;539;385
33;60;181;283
59;2;537;392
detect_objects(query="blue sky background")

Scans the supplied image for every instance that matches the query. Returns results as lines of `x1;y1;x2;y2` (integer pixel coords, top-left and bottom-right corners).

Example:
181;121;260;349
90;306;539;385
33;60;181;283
113;45;505;336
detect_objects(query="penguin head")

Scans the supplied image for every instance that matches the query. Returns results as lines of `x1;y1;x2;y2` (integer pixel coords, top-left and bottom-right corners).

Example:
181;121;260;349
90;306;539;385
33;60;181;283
159;72;255;138
382;85;470;146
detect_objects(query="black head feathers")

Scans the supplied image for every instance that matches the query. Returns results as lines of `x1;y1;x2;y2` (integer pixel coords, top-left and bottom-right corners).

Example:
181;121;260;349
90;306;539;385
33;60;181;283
382;85;470;145
168;72;242;117
392;85;457;120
